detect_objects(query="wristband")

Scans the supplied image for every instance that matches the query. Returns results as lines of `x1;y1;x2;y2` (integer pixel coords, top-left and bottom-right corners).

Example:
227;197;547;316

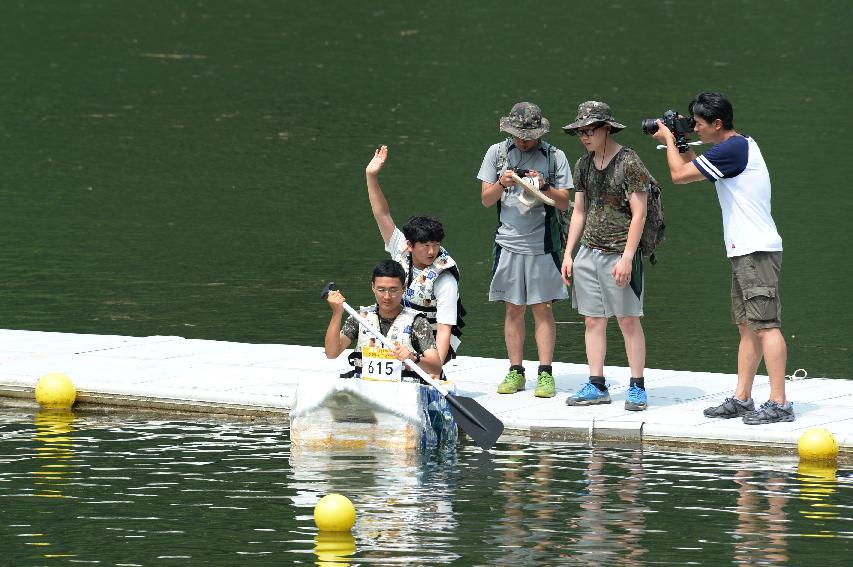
413;352;422;363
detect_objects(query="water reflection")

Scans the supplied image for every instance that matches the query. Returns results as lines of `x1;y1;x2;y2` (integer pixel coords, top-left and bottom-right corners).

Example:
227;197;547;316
797;462;839;534
1;411;851;565
290;447;459;564
314;531;356;566
32;409;77;499
564;448;647;566
483;445;650;565
732;470;789;564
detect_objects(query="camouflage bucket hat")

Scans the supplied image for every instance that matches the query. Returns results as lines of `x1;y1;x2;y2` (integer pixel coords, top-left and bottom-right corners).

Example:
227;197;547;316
499;102;550;140
562;100;626;135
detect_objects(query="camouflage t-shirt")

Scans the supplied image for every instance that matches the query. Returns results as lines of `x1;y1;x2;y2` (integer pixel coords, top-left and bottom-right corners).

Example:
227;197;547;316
573;147;652;254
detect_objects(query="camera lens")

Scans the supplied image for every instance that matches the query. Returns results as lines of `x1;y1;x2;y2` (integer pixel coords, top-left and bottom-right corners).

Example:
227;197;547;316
640;118;659;135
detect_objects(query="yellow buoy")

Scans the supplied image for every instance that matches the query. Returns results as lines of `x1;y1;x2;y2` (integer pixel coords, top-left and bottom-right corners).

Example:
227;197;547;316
797;427;838;462
313;493;356;532
34;373;77;409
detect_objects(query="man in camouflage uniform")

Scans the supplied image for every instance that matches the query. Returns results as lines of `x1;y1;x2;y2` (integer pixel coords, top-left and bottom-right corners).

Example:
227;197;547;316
477;102;572;398
561;101;654;411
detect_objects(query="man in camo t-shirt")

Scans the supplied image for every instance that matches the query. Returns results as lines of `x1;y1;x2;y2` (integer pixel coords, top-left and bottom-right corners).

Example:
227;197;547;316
561;101;655;412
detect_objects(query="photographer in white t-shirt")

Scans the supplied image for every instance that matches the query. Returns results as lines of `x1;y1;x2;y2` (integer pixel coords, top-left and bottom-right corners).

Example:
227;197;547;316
651;91;794;425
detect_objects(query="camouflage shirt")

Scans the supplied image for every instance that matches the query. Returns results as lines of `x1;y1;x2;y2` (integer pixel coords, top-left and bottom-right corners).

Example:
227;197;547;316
341;310;436;353
573;147;652;254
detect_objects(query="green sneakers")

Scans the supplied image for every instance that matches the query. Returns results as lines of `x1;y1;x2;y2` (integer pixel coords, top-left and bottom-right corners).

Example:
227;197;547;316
534;371;556;398
497;369;556;397
497;370;526;394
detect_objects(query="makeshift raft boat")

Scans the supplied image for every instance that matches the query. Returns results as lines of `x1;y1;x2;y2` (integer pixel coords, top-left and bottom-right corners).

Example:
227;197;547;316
290;376;458;451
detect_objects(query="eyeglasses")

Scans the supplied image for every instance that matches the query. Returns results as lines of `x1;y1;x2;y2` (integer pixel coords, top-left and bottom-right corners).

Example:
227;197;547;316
576;124;603;137
373;286;403;297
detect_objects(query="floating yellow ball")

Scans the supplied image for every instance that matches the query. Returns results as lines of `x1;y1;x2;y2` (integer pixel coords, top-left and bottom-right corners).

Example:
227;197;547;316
313;493;356;532
34;373;77;409
797;427;838;462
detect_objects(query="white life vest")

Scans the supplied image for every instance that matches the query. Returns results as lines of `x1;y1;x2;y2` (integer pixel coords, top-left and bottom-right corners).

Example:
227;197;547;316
392;248;464;359
353;305;421;382
354;305;418;354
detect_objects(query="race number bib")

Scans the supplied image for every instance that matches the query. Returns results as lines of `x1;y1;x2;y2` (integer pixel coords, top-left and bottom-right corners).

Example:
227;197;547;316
361;346;403;382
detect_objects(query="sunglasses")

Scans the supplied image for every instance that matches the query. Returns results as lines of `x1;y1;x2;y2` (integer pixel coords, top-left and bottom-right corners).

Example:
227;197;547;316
576;124;604;137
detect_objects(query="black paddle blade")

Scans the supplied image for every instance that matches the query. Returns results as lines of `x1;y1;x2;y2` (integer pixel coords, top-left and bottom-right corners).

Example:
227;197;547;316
320;281;337;300
445;394;504;451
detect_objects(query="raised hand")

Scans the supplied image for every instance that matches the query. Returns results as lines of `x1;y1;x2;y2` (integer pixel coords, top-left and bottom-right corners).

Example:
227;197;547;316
365;145;389;176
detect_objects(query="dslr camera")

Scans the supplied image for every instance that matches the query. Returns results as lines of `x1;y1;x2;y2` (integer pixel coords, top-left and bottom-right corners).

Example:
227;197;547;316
641;110;695;153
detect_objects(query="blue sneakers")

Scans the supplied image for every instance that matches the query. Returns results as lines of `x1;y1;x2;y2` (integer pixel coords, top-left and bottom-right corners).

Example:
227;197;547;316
565;382;611;406
624;384;648;411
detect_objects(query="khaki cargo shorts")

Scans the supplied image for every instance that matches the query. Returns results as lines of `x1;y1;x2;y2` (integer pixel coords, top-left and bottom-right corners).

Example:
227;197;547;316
730;251;782;331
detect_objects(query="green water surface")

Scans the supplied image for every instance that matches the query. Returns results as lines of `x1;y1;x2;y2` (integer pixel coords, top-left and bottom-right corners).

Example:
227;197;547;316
0;1;850;378
1;409;850;565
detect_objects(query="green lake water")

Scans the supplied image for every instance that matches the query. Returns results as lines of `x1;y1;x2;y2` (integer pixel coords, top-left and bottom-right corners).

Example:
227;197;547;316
1;409;851;566
0;0;850;377
1;3;852;561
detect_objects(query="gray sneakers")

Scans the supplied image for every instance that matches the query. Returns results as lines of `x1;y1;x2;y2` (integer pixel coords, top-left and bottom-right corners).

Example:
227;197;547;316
704;397;795;424
703;397;755;419
742;400;795;425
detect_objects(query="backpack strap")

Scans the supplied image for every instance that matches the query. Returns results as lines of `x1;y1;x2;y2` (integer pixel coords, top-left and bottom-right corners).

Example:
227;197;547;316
497;138;556;183
546;142;556;185
495;137;513;173
615;146;633;201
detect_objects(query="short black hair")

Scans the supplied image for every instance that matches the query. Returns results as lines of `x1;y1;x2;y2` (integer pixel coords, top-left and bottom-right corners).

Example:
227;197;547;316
689;92;734;130
372;259;406;287
401;216;445;244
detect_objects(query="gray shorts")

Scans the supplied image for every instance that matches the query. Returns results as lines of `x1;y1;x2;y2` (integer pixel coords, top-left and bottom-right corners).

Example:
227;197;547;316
571;245;644;318
731;251;782;330
489;247;568;305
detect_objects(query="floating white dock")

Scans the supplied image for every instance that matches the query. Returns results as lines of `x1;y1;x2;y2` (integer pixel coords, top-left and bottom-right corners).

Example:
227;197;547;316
1;329;850;453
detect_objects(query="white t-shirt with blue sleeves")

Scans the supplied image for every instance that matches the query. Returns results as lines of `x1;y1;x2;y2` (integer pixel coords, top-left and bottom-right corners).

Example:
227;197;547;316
692;135;783;258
